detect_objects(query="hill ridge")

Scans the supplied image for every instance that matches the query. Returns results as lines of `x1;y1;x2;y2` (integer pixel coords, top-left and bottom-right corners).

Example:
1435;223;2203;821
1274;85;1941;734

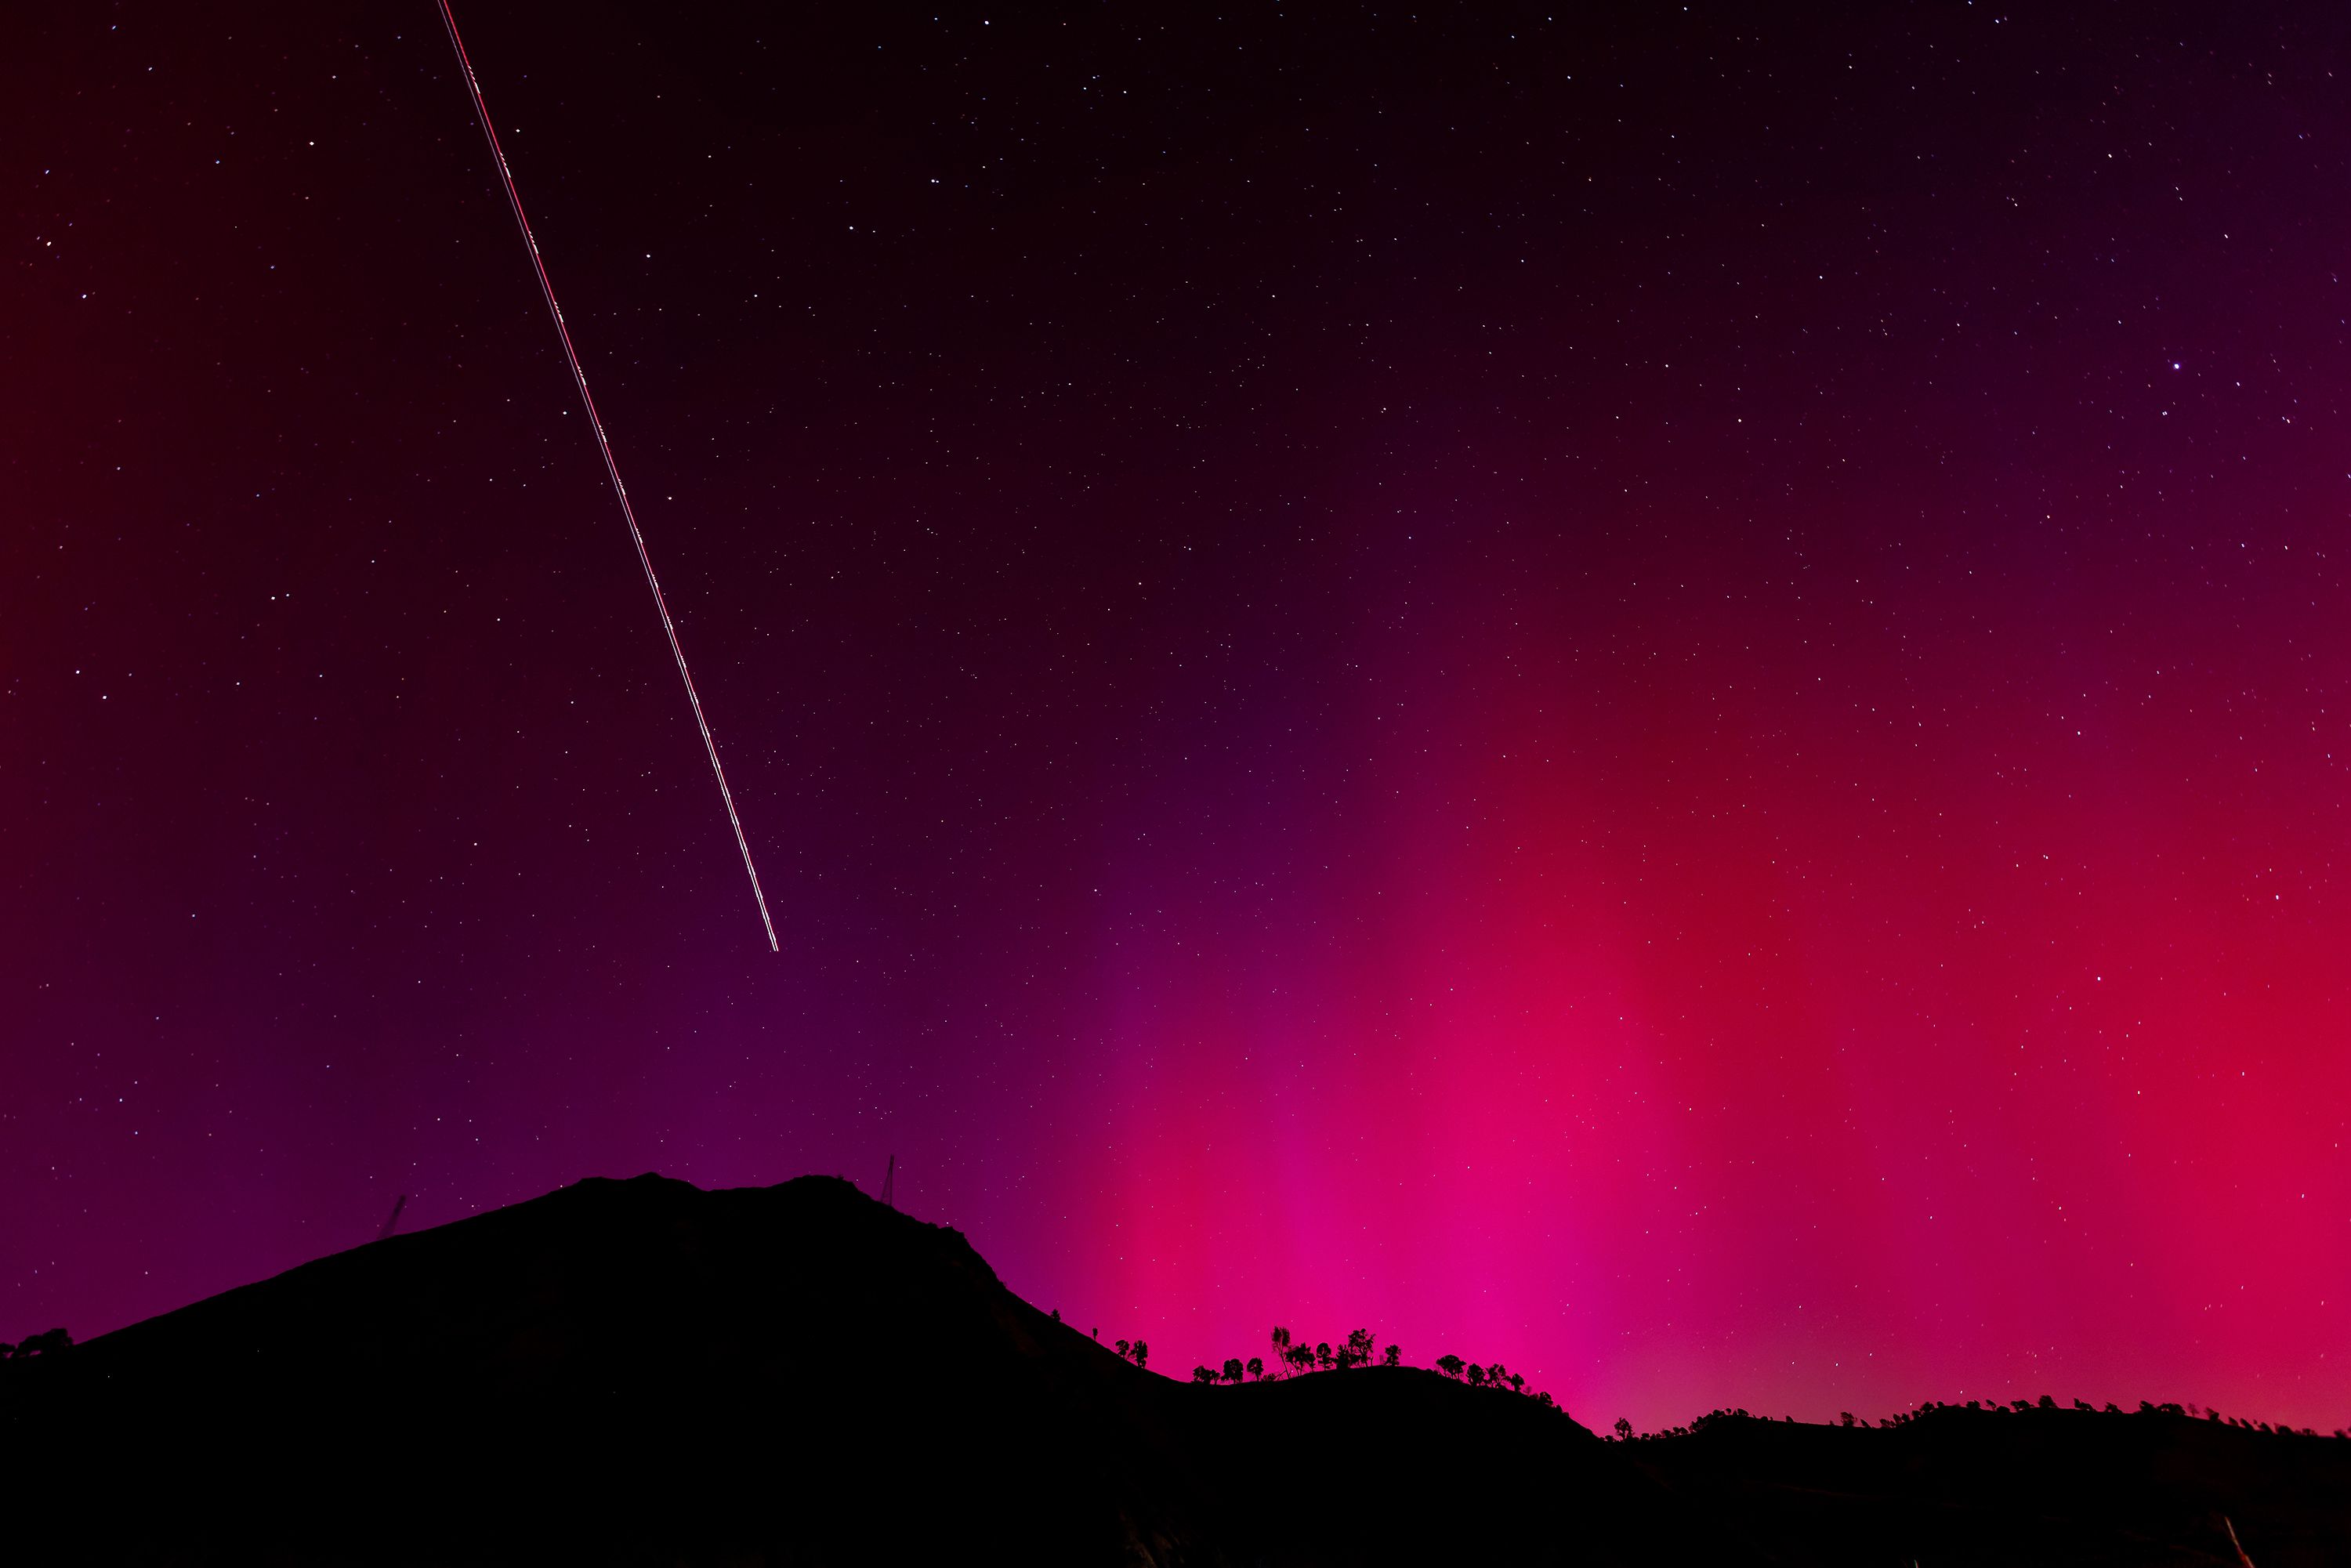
3;1172;2343;1566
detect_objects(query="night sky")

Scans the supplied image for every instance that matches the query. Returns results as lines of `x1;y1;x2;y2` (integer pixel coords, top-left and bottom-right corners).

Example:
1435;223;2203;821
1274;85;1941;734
6;2;2348;1432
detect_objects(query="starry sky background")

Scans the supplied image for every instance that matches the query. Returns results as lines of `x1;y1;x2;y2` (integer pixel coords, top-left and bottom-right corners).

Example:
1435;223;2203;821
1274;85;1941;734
5;2;2348;1432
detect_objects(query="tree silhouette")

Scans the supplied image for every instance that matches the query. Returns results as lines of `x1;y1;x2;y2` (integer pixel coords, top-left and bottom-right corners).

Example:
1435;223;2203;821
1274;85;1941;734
1202;1324;1561;1403
2;1327;71;1362
1614;1418;1634;1440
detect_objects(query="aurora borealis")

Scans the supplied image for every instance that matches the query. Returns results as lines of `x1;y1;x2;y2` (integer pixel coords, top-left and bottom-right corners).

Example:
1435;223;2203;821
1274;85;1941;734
5;3;2346;1432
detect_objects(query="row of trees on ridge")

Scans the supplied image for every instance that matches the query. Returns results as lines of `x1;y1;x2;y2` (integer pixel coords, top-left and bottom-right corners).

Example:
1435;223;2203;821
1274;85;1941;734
1176;1326;1566;1414
1610;1397;2349;1442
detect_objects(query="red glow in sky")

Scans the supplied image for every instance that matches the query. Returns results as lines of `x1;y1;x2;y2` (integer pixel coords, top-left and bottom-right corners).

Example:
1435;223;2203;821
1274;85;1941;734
4;3;2346;1433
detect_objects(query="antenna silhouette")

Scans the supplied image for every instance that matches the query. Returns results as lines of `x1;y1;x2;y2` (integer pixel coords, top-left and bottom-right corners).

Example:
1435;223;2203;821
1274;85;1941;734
880;1155;896;1210
437;0;779;953
376;1194;408;1243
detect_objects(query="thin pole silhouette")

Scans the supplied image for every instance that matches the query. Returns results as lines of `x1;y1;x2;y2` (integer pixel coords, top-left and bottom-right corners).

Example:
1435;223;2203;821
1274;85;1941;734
880;1155;895;1210
437;0;779;952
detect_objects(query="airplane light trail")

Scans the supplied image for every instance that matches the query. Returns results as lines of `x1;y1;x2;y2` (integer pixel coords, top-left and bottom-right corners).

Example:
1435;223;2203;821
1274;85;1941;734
436;0;779;953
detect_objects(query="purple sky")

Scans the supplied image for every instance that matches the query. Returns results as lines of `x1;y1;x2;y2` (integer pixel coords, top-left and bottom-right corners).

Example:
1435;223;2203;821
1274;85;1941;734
5;2;2347;1432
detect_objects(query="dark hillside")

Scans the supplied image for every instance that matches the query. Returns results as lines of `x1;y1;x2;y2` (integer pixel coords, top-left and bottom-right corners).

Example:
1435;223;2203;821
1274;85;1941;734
1633;1405;2351;1567
0;1175;1673;1565
4;1174;2343;1564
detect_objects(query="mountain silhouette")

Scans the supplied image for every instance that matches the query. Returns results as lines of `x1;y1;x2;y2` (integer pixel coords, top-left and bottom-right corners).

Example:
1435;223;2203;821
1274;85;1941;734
0;1175;1679;1564
1;1174;2342;1564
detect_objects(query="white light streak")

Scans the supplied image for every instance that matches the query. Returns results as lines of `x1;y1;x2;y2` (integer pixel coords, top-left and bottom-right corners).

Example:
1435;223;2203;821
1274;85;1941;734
437;0;778;952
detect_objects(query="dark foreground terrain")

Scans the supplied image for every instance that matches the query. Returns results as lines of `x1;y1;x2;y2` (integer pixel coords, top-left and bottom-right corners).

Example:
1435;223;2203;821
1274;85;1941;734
1;1175;2341;1566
